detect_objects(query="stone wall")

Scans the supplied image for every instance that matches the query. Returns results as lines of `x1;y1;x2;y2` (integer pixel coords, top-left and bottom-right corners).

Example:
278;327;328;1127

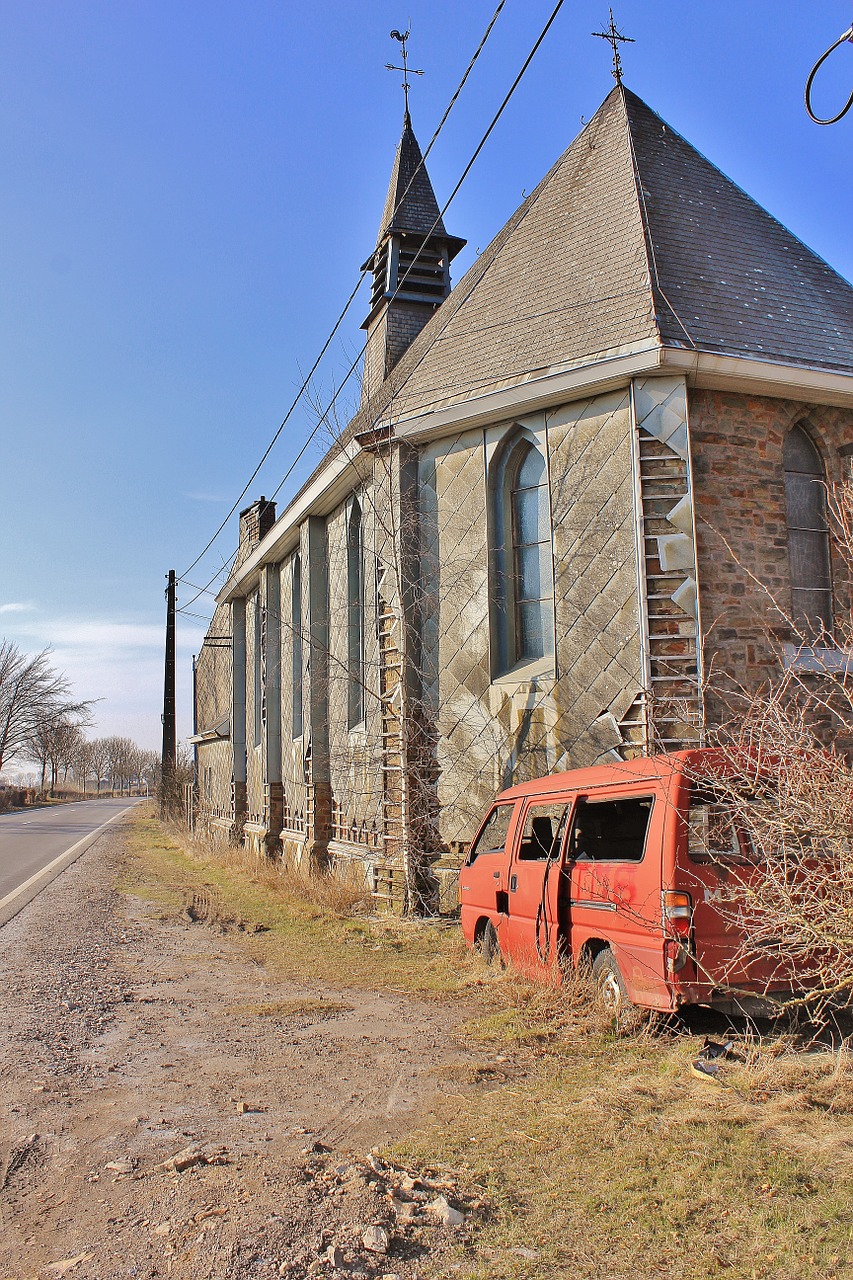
418;389;644;856
689;390;853;711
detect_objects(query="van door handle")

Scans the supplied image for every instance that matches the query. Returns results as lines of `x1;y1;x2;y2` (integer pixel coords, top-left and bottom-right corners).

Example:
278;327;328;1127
493;870;501;879
510;874;518;892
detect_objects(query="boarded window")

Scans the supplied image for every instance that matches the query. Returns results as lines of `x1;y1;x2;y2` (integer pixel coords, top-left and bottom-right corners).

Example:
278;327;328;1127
568;796;653;863
784;426;833;640
511;446;553;663
490;431;554;674
291;553;303;738
347;499;364;728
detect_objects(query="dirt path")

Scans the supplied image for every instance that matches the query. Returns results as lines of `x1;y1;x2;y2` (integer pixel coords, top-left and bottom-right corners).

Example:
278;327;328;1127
0;822;478;1280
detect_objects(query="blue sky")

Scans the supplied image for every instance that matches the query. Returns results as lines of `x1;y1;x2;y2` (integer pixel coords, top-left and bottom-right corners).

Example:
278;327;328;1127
0;1;851;754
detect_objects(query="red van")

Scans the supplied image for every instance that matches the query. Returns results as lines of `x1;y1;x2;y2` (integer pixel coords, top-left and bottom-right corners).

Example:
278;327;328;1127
459;750;799;1016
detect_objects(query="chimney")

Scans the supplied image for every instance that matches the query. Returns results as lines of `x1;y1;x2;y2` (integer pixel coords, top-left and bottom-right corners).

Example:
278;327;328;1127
238;496;276;557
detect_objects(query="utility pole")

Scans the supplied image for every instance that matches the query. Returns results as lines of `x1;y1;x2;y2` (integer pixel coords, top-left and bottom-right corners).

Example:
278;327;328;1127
161;569;177;815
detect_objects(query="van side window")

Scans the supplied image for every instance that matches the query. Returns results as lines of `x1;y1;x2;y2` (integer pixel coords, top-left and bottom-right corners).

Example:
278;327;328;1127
568;797;653;863
518;803;569;861
466;804;514;864
688;789;750;864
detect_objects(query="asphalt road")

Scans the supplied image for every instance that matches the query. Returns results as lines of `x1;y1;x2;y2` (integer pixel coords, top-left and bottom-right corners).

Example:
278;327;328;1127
0;798;139;919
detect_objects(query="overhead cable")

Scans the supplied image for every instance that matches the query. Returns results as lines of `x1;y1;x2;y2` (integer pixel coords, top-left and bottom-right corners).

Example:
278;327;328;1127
178;0;508;589
805;22;853;124
181;0;566;612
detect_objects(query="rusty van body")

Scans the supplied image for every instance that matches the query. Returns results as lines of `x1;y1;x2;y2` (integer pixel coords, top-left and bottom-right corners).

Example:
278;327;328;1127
459;751;800;1015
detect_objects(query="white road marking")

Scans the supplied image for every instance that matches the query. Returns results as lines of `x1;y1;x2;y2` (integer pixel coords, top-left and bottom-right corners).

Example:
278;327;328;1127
0;803;138;919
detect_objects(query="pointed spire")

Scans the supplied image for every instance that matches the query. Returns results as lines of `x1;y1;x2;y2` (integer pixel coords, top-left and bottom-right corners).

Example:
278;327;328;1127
361;113;465;402
375;116;464;254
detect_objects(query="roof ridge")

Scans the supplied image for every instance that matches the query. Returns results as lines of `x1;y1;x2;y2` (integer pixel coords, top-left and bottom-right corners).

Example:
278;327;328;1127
618;86;696;352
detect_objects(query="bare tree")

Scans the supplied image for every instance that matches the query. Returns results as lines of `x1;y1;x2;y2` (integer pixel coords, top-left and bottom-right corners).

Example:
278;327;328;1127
0;641;92;774
25;717;89;795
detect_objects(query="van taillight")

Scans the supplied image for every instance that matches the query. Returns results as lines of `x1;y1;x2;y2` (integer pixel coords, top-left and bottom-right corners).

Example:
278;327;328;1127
662;891;692;938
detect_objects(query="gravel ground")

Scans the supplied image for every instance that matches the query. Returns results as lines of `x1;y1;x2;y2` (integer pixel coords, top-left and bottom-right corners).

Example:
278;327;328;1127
0;822;484;1280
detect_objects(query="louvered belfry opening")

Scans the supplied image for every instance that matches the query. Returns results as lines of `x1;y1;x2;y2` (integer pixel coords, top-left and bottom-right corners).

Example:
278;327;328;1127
361;114;465;402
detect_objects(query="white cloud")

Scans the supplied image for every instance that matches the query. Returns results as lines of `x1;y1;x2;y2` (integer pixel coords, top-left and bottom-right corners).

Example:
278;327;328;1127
0;608;205;751
0;601;34;614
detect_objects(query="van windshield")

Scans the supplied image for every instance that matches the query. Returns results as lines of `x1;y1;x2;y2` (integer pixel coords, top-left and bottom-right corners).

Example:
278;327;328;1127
467;804;514;864
687;788;752;864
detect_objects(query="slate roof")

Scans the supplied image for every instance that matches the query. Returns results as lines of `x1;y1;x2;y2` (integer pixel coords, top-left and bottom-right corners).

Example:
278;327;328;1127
353;85;853;430
627;89;853;372
274;86;853;532
376;114;452;244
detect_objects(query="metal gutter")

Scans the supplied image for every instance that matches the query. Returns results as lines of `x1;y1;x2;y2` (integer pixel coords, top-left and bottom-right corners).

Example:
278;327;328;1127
664;348;853;407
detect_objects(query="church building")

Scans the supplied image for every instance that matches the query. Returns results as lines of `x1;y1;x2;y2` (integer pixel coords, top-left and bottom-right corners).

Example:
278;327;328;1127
192;84;853;908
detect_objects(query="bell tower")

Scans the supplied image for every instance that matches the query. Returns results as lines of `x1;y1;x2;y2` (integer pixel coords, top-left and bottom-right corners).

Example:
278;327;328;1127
361;35;465;404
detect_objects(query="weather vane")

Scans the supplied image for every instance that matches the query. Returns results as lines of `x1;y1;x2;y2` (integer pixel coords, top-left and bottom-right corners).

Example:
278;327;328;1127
385;28;423;120
592;9;634;85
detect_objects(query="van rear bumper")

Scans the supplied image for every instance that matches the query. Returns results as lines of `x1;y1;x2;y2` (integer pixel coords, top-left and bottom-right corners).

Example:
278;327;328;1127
674;985;806;1017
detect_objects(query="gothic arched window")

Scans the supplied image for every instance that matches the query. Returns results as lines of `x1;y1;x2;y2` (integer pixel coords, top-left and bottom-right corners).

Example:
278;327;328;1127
291;553;303;738
347;498;364;727
490;433;554;675
784;425;833;640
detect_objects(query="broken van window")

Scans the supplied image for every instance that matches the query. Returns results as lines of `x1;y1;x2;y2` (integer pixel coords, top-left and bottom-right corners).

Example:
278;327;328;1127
568;797;653;863
467;804;514;863
688;790;750;864
517;803;569;861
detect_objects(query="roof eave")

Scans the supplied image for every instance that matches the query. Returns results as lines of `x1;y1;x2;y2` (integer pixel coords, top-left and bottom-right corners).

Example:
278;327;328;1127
217;345;853;606
217;437;363;605
664;347;853;409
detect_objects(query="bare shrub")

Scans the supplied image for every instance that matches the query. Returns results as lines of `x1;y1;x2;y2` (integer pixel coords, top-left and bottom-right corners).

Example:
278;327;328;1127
698;477;853;1016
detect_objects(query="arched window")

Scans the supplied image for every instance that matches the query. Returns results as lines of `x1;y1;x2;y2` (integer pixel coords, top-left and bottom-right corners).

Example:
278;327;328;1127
291;553;303;738
347;498;364;727
490;433;554;674
784;425;833;640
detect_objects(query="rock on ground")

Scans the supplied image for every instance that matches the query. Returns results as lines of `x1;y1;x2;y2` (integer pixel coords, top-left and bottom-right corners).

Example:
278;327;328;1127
0;822;480;1279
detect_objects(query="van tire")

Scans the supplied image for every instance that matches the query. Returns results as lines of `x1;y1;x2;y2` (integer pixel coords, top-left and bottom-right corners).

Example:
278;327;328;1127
480;920;503;967
592;949;639;1029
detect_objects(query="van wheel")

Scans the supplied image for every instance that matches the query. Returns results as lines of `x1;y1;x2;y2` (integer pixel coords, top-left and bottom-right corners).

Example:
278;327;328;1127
592;949;639;1029
480;920;503;967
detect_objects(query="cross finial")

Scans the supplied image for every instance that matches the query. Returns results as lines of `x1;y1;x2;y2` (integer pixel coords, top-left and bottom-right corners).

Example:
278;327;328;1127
592;8;634;85
386;28;424;122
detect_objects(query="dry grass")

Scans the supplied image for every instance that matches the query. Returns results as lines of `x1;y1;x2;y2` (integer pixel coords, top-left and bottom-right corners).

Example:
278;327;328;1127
227;997;356;1020
125;810;853;1279
121;808;477;997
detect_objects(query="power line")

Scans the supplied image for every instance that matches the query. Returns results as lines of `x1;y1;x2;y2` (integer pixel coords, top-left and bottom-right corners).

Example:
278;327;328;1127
269;0;569;499
179;0;563;615
178;0;509;589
